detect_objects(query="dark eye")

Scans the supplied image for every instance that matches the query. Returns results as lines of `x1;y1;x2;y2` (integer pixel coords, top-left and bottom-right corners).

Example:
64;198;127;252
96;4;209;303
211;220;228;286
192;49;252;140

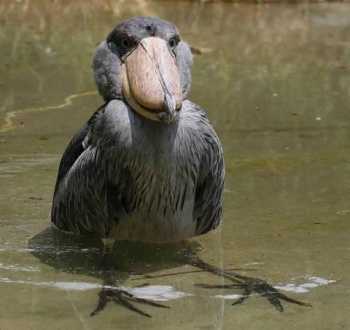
169;36;180;49
121;38;131;48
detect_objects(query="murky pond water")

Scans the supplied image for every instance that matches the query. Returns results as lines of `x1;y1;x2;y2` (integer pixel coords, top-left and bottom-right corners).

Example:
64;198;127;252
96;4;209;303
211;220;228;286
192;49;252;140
1;1;350;329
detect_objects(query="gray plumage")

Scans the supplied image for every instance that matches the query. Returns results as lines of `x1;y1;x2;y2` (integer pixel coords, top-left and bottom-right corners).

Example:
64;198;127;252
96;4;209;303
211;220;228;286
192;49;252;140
51;16;224;243
50;17;305;315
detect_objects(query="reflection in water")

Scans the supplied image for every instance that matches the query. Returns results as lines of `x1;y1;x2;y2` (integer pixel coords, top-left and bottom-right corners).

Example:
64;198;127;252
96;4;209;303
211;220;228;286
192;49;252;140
0;91;97;133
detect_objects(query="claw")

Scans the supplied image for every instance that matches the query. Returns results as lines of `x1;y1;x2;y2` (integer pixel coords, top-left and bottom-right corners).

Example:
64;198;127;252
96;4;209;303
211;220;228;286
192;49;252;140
188;257;310;312
90;289;108;316
274;291;312;307
91;287;169;318
112;293;152;318
231;295;249;306
128;296;170;309
264;292;284;312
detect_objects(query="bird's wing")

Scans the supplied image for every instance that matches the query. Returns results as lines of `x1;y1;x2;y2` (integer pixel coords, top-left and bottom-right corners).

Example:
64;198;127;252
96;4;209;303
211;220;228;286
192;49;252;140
51;104;122;237
53;125;89;194
193;109;225;236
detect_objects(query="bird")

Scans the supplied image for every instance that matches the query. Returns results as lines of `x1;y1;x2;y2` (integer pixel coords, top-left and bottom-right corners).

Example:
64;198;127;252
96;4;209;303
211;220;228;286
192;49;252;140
50;16;309;317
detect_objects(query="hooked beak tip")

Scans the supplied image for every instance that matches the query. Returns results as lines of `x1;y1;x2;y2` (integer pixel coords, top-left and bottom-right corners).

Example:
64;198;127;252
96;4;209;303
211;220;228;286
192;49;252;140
163;92;177;113
159;92;180;123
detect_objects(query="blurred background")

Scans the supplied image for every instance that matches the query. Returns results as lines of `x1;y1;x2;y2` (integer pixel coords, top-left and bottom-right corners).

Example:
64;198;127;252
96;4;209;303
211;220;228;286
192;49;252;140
0;1;350;329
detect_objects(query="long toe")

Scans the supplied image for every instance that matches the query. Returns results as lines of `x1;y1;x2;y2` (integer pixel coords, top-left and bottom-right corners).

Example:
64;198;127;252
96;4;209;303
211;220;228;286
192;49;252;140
91;287;169;318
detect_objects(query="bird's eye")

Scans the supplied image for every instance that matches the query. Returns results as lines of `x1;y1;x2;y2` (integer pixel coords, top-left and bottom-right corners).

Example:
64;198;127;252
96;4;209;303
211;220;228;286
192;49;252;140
169;36;179;49
121;38;130;48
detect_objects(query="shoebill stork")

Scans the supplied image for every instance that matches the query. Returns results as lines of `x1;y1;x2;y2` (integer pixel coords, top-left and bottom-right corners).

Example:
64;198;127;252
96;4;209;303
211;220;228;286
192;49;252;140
51;16;309;317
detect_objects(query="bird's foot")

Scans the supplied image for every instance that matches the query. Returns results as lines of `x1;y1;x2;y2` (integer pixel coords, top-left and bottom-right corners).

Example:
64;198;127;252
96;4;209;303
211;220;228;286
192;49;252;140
91;286;169;318
197;275;311;312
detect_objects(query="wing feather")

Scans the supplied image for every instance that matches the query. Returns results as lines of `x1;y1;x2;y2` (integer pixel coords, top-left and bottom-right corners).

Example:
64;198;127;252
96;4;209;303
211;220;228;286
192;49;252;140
51;105;121;236
193;109;225;235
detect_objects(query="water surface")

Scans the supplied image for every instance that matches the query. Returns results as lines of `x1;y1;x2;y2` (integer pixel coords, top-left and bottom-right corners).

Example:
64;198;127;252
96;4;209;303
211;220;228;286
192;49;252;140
0;1;349;329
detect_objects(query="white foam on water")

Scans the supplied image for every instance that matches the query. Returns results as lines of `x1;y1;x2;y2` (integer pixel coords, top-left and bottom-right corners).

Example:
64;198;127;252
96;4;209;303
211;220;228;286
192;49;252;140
0;263;39;272
275;276;336;293
0;277;189;301
0;277;101;290
128;285;191;301
215;294;242;300
0;275;335;301
0;247;36;253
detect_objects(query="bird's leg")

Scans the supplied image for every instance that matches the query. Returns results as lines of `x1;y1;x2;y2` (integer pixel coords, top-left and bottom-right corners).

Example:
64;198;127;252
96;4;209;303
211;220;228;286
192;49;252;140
187;256;311;312
99;238;117;272
91;239;169;318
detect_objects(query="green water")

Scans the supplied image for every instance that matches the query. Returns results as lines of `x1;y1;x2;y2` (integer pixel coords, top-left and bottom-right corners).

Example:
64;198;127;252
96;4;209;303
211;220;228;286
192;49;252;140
0;1;349;329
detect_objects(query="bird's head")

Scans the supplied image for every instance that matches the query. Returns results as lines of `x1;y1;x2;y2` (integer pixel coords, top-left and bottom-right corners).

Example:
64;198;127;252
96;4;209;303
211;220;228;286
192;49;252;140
93;16;193;124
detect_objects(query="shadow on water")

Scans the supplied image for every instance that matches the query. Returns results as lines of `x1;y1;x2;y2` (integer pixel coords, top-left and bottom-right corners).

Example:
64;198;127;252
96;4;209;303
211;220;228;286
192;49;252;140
28;226;202;279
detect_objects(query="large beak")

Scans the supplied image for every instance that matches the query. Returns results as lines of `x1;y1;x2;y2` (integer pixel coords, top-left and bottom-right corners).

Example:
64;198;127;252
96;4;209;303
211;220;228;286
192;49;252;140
122;37;182;123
